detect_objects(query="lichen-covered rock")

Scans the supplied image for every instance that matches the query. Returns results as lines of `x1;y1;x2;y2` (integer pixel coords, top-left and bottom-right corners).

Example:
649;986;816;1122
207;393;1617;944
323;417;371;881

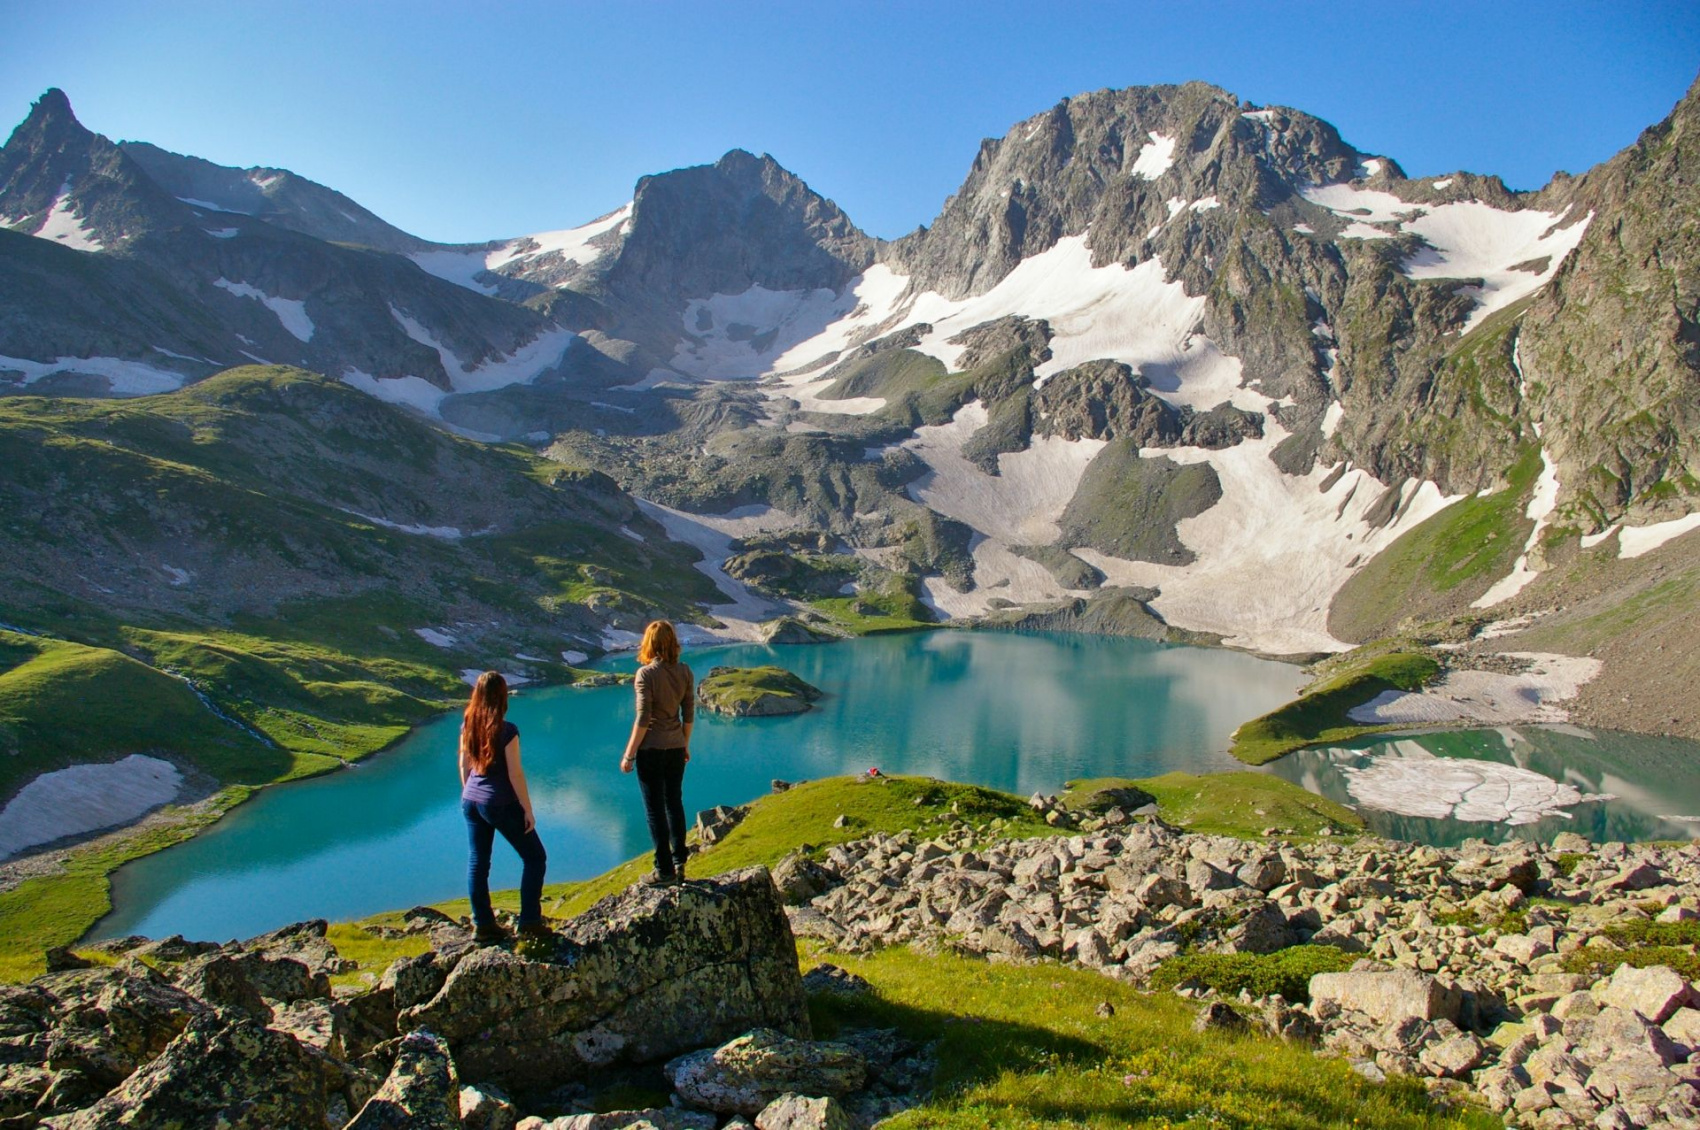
33;968;209;1095
402;868;808;1093
42;1012;369;1130
752;1093;855;1130
344;1029;459;1130
772;853;834;905
665;1028;867;1115
458;1081;519;1130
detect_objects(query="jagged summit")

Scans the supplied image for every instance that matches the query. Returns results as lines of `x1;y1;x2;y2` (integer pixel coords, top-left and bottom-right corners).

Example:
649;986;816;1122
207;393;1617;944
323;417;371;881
605;147;878;304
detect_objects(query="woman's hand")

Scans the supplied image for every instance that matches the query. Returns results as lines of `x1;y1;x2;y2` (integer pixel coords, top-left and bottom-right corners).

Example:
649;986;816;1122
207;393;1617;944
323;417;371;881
620;753;635;774
683;747;690;764
523;807;536;833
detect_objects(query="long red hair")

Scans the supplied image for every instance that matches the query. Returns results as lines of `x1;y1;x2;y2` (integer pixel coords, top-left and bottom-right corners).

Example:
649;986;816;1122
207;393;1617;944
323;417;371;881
461;671;508;773
638;620;681;665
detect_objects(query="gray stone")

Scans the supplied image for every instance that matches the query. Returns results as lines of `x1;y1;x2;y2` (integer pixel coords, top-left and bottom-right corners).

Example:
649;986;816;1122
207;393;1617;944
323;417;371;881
772;852;834;905
402;868;809;1093
1193;1002;1246;1034
459;1082;519;1130
536;1110;716;1130
1308;972;1464;1024
1421;1034;1485;1078
753;1093;855;1130
665;1028;867;1115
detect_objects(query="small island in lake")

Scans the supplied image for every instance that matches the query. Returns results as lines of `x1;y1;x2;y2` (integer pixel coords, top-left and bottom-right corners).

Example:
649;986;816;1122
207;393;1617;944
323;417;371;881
697;665;824;717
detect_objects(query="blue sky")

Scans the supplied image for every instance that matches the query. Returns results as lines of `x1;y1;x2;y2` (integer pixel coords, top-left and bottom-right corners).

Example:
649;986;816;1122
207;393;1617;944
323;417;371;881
4;1;1698;243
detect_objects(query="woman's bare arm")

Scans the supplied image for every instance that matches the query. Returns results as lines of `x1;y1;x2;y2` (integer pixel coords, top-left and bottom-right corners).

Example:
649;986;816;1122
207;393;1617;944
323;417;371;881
504;736;536;832
621;722;648;772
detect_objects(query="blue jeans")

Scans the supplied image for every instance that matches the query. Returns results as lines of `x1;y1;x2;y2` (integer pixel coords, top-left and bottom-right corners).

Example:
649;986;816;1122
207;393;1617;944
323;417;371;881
636;748;688;875
463;798;547;927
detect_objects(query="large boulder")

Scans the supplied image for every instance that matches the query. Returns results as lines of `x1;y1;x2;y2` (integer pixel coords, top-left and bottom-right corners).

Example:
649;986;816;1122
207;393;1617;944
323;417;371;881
1596;963;1696;1024
665;1028;867;1115
344;1030;460;1130
41;1012;370;1130
1308;972;1463;1024
403;868;808;1094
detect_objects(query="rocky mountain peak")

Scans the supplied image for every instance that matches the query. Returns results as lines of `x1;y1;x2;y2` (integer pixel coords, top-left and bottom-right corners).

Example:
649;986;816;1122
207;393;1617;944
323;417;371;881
603;148;878;305
884;81;1376;301
0;87;186;248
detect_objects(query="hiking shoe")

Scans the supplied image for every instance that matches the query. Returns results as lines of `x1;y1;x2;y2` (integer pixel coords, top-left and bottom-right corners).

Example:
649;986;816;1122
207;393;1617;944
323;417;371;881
517;920;555;939
642;870;681;888
473;923;509;945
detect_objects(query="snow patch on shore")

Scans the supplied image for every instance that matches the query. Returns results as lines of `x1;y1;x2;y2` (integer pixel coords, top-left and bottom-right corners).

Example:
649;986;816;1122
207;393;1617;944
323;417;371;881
1337;741;1612;825
635;499;801;639
0;755;182;860
1347;652;1602;726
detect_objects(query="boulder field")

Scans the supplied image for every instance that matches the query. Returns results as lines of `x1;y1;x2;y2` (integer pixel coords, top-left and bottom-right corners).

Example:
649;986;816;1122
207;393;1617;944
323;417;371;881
7;823;1700;1128
782;817;1700;1129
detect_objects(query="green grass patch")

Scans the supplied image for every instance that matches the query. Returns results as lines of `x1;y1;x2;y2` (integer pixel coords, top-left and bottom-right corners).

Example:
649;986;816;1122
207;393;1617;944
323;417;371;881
812;592;936;636
1329;445;1542;643
0;631;284;798
1230;649;1442;765
0;786;252;982
1148;946;1358;1003
807;946;1496;1128
1114;773;1364;839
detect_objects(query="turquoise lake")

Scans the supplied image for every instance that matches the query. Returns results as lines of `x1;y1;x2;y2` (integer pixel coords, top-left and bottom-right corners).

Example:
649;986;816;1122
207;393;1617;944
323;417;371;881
96;631;1306;940
94;631;1700;943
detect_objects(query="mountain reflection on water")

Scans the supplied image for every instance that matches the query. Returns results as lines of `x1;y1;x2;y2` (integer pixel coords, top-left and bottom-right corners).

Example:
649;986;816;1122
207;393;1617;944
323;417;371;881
1262;725;1700;846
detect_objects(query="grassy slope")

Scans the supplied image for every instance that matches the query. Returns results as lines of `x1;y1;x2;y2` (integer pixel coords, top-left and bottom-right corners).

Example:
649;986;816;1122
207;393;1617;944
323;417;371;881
0;366;722;977
1229;649;1441;766
1066;773;1364;838
1329;444;1541;644
307;775;1488;1128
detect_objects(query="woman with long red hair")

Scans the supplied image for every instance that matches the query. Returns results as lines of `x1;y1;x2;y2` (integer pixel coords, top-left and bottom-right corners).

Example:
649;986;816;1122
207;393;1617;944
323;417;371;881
459;670;548;941
620;620;695;886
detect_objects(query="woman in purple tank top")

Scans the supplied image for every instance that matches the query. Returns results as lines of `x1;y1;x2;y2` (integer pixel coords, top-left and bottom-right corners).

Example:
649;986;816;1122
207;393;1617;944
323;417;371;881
459;671;548;942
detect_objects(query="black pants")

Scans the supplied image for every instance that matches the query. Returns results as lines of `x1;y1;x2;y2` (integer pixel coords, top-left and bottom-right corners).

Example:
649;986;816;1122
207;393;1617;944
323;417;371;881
636;747;688;875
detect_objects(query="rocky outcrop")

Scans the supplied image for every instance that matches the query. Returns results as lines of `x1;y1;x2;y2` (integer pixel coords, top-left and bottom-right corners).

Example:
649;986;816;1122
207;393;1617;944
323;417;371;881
43;1011;371;1130
402;867;809;1093
344;1030;460;1130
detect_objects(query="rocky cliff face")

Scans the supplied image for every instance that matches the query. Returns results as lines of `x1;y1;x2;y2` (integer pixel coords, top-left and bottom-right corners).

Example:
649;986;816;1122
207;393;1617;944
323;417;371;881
1519;73;1700;525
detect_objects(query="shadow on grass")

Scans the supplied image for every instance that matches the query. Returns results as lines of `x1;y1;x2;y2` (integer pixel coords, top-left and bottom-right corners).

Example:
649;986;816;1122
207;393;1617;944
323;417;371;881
806;961;1495;1130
